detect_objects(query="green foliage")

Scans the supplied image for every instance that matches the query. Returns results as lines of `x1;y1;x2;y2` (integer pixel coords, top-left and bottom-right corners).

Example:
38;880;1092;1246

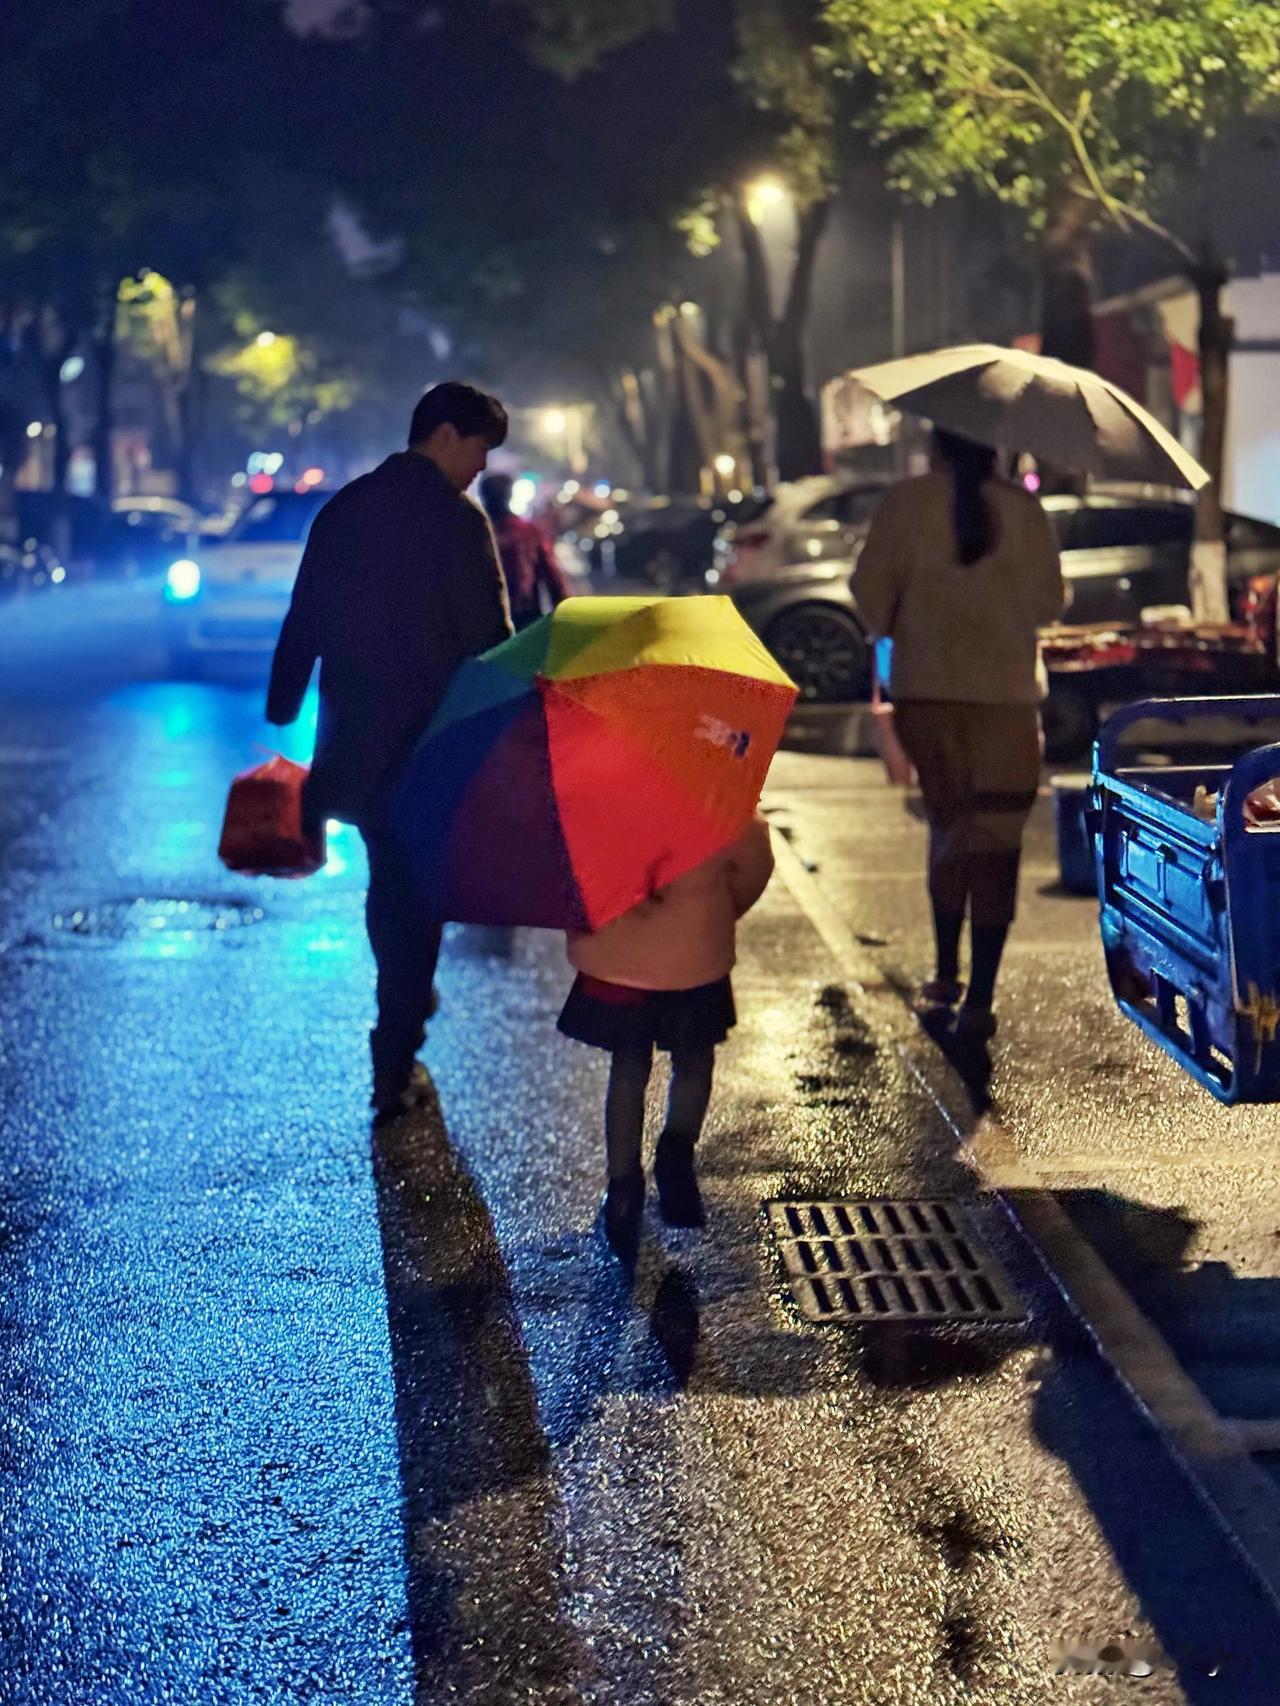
821;0;1280;237
519;0;836;223
116;272;195;385
208;325;355;432
733;0;836;205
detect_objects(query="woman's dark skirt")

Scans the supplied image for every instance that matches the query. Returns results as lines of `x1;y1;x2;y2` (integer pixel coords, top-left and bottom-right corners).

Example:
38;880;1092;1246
558;973;736;1054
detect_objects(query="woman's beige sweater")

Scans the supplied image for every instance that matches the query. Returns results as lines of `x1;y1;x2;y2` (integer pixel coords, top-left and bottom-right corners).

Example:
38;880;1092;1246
850;470;1066;705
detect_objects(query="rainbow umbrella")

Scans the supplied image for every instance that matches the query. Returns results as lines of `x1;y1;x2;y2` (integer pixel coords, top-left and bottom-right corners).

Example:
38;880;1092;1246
391;595;797;929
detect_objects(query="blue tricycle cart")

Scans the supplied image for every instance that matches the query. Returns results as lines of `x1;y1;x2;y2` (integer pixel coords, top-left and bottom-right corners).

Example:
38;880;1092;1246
1092;696;1280;1103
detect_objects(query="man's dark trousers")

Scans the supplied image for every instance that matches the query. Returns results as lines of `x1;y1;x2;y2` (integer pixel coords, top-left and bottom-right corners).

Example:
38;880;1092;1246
356;799;441;1098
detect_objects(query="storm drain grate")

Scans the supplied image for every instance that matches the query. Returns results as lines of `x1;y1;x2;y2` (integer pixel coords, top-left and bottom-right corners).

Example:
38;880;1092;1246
46;898;265;943
766;1199;1024;1324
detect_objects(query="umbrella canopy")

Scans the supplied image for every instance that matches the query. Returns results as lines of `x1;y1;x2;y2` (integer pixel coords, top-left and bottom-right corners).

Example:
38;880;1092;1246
391;595;798;930
851;343;1209;490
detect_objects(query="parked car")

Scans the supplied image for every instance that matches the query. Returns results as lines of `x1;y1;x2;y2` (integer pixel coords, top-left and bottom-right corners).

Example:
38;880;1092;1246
571;492;769;590
15;492;217;581
161;488;330;672
710;475;891;589
718;488;1280;756
110;494;204;531
1042;491;1280;622
0;538;67;599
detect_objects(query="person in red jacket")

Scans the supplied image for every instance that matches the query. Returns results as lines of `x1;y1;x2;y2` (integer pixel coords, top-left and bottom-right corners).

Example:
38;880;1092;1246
479;473;574;629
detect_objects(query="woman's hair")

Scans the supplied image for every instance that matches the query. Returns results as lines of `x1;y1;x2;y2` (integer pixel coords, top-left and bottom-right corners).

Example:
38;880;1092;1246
933;428;998;566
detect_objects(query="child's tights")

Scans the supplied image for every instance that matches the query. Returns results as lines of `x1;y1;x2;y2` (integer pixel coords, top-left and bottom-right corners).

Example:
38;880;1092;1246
605;1044;714;1180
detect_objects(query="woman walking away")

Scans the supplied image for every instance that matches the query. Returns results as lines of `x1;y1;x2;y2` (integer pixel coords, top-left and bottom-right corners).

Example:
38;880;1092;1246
850;429;1066;1042
558;815;775;1259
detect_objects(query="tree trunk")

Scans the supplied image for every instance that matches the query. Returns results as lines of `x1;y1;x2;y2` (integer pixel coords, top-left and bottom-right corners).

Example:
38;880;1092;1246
0;305;23;543
46;328;78;496
1188;250;1233;623
773;199;828;481
169;289;199;505
653;311;702;496
1040;181;1096;368
730;315;769;489
735;194;829;485
609;369;657;492
91;314;117;504
665;352;705;495
175;370;199;507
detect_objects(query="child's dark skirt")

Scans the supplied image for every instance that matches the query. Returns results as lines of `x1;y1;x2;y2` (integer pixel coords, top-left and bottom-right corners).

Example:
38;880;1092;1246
558;973;736;1054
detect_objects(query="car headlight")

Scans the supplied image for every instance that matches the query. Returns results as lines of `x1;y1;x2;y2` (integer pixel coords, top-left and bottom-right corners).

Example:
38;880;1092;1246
164;559;202;601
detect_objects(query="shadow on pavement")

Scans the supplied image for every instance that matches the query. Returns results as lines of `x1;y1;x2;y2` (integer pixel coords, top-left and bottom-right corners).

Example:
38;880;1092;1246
917;1005;993;1115
369;1082;584;1701
648;1264;700;1388
1023;1191;1280;1704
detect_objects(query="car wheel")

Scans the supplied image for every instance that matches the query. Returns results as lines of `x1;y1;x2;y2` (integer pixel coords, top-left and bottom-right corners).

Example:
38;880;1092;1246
1042;684;1097;762
764;603;870;702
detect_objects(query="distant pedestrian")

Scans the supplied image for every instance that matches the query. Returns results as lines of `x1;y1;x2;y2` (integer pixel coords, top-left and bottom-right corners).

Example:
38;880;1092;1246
850;429;1066;1042
557;814;775;1257
266;382;513;1118
478;473;574;629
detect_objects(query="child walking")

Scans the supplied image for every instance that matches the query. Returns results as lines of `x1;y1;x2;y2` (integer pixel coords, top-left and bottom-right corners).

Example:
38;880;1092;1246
558;814;775;1255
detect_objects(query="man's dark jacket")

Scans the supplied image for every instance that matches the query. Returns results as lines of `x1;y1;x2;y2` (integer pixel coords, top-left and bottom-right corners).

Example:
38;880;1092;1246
266;452;512;824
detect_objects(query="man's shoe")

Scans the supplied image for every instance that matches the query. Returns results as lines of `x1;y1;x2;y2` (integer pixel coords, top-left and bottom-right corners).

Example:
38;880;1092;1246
603;1169;645;1260
370;1061;434;1121
653;1132;705;1228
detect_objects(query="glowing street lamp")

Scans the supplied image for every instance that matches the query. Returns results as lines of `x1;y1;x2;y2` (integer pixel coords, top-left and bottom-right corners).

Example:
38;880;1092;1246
744;176;788;224
542;408;567;438
713;453;736;478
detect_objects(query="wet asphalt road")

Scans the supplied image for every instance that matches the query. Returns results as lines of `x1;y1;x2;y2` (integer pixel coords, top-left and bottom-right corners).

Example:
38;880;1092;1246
4;584;1280;1702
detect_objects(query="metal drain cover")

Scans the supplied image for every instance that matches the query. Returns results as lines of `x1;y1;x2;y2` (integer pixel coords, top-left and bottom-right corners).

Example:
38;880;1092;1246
767;1199;1023;1325
47;898;265;942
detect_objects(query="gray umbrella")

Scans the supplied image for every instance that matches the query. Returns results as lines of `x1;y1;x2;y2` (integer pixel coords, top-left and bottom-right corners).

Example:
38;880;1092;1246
850;343;1209;490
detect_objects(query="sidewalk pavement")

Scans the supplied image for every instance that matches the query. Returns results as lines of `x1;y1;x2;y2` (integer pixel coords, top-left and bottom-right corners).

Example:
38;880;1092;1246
764;750;1280;1444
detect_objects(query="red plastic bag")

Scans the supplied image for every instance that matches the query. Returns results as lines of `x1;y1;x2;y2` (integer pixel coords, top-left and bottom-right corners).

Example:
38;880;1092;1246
218;754;326;877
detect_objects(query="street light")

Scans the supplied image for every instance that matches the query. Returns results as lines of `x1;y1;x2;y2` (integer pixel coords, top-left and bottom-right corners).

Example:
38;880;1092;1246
744;176;788;224
542;407;567;438
255;330;277;348
713;453;736;478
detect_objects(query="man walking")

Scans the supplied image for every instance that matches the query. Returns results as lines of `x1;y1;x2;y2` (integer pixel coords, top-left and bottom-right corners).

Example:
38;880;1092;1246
478;472;575;629
266;382;512;1117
